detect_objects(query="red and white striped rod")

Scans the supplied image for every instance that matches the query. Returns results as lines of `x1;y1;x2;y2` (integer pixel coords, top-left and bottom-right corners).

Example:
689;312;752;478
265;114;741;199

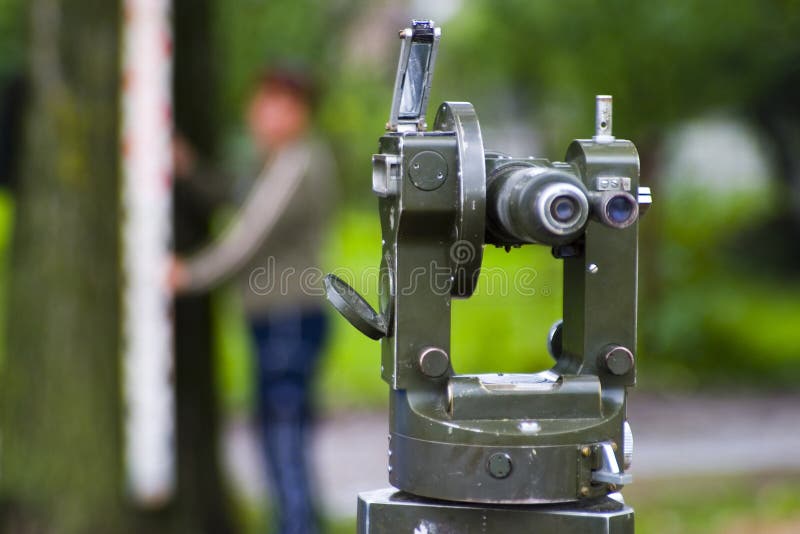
120;0;175;506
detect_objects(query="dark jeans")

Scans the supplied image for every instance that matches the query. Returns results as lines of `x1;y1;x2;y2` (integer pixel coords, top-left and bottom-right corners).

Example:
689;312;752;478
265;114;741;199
250;308;328;534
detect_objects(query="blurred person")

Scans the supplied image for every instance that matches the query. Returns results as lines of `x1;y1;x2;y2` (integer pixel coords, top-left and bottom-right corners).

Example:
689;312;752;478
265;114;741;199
169;66;337;534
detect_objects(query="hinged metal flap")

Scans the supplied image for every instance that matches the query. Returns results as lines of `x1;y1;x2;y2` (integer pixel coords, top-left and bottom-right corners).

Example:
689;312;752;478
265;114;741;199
387;20;441;132
324;274;386;340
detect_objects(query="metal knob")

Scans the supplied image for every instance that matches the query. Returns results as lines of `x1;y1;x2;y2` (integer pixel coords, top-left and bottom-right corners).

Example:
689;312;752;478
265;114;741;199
601;345;634;376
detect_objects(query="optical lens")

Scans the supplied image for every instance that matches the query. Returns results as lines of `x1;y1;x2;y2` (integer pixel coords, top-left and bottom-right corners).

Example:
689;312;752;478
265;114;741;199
606;195;635;225
550;196;578;223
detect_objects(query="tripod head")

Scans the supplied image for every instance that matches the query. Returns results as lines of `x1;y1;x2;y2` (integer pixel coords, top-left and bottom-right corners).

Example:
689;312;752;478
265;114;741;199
326;20;652;504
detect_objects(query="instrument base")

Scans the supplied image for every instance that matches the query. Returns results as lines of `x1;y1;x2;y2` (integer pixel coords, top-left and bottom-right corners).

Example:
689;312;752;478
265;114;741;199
357;488;634;534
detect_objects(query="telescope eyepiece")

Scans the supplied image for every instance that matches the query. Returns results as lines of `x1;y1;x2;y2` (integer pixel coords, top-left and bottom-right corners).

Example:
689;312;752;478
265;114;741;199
487;166;590;246
592;191;639;229
537;182;589;237
607;195;634;224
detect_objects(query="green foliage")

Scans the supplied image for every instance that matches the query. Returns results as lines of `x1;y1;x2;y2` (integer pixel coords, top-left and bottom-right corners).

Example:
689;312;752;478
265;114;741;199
444;0;800;147
0;0;23;77
0;191;13;367
317;72;392;206
212;0;364;132
639;177;800;390
212;0;800;190
213;287;256;411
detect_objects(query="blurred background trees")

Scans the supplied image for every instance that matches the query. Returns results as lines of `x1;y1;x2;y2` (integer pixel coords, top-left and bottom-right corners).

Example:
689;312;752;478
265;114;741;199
0;0;130;532
0;0;798;532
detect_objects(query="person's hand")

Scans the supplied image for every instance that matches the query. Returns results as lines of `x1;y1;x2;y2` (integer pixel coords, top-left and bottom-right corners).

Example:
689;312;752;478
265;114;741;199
172;133;197;179
166;256;191;294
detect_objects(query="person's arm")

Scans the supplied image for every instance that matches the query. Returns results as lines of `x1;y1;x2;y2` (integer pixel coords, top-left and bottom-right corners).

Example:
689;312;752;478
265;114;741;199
173;134;232;213
180;142;312;292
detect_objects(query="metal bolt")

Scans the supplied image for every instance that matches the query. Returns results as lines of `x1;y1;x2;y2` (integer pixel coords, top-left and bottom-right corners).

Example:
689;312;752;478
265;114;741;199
607;484;618;492
587;263;599;274
610;441;618;452
419;347;450;377
580;486;590;497
602;346;635;376
487;453;513;479
581;446;591;457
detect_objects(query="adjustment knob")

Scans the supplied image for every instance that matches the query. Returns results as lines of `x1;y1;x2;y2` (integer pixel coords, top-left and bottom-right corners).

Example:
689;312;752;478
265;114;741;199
600;345;634;375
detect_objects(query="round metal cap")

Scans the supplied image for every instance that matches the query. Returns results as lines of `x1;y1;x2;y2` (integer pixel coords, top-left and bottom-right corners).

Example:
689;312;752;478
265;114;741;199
324;274;386;340
408;151;448;191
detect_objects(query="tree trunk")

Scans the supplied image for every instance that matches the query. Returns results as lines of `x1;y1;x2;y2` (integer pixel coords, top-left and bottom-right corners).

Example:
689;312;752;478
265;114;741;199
0;0;128;532
172;0;235;532
0;1;220;533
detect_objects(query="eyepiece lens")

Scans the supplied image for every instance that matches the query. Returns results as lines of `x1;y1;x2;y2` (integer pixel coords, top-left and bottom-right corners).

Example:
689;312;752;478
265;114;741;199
550;196;578;223
606;195;635;225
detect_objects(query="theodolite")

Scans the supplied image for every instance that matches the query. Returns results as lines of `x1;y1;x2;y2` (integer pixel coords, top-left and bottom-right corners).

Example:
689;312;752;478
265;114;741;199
325;20;652;533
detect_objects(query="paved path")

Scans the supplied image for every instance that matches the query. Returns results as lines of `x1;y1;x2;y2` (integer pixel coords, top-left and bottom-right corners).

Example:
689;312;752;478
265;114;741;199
223;393;800;518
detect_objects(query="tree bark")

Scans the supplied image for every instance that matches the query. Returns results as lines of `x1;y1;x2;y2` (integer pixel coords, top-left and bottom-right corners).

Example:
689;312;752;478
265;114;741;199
172;0;235;532
0;0;128;532
0;1;233;533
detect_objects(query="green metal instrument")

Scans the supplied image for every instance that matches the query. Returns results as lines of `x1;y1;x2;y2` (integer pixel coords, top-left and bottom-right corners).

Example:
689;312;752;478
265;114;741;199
326;19;652;534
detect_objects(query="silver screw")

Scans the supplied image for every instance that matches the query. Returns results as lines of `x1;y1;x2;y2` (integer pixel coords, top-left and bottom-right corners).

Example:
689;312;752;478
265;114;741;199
587;263;599;274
